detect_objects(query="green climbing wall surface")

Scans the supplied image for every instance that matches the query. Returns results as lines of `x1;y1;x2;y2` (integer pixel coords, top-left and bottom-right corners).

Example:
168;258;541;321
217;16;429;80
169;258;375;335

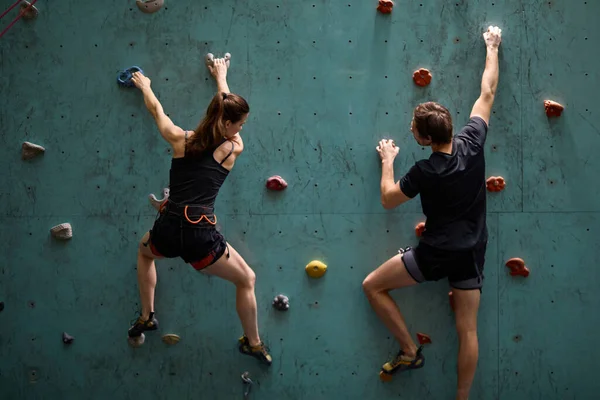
1;0;599;399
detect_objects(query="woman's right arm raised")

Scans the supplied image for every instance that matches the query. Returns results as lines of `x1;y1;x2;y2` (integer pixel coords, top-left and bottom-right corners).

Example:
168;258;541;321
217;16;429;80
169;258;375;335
131;71;185;145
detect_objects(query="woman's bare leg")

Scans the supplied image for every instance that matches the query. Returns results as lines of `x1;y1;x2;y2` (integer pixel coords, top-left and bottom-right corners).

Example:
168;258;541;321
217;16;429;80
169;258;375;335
137;231;162;320
202;243;260;345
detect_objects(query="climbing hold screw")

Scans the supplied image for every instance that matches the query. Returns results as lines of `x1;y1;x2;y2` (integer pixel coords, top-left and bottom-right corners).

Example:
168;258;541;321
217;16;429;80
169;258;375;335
136;0;164;14
416;332;431;345
149;187;169;211
21;141;45;160
272;294;290;311
413;68;432;87
117;66;144;88
305;260;327;278
505;257;529;277
62;332;74;344
486;176;506;192
162;333;180;345
415;222;425;237
377;0;394;13
544;100;564;117
50;223;72;240
266;175;287;191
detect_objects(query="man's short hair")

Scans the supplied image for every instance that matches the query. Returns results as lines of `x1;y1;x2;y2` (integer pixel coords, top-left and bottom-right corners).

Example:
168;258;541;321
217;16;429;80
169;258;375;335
413;102;453;144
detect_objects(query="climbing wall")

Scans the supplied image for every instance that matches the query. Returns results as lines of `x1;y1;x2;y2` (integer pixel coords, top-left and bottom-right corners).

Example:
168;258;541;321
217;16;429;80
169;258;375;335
1;0;598;398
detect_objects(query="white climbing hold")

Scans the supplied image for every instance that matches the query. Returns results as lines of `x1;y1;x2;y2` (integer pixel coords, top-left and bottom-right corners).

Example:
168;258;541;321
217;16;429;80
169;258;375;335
149;187;169;211
21;141;45;160
50;223;73;240
205;52;231;69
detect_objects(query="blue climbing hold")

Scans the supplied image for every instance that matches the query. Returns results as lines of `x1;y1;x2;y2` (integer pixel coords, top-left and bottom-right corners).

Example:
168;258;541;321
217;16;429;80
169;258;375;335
117;66;144;87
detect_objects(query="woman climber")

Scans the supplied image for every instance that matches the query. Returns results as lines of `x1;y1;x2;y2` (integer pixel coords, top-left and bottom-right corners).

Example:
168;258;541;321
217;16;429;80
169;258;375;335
126;56;272;366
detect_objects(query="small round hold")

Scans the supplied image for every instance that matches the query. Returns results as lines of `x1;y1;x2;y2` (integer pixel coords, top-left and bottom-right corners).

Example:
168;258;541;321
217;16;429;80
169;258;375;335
266;175;288;191
20;1;39;20
136;0;164;14
272;294;290;311
62;332;75;344
50;223;73;240
544;100;564;117
413;68;432;87
205;53;215;67
128;333;145;347
377;0;394;14
305;260;327;278
162;333;180;345
486;176;506;192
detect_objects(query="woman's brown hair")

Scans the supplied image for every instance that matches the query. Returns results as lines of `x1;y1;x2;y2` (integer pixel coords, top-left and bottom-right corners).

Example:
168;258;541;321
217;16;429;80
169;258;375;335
413;102;453;144
186;92;249;156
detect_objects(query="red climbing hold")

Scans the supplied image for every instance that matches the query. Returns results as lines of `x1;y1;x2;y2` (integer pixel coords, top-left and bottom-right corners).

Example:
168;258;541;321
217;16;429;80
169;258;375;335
505;257;530;278
416;333;431;345
544;100;564;117
266;175;287;191
415;222;425;237
448;291;455;312
413;68;432;87
486;176;506;192
377;0;394;14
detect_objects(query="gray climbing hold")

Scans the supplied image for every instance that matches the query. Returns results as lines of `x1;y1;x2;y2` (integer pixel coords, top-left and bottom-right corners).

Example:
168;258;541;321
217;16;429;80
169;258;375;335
149;187;169;211
205;52;231;69
136;0;164;14
62;332;74;344
21;141;45;160
272;294;290;311
128;333;145;347
50;223;72;240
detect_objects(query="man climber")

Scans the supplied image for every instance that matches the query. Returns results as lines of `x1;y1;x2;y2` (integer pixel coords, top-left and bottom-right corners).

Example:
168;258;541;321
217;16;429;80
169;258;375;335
362;26;502;400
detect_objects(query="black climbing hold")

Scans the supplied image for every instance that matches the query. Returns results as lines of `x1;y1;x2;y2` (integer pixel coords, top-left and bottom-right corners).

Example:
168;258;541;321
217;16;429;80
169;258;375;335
272;294;290;311
0;301;4;312
62;332;74;344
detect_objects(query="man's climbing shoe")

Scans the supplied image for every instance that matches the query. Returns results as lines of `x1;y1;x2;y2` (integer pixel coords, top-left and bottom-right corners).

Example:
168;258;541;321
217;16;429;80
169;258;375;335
238;335;273;366
379;346;425;382
128;312;159;338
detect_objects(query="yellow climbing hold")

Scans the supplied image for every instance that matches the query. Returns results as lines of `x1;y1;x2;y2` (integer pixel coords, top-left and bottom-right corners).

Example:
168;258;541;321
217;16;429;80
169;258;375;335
162;334;180;345
305;260;327;278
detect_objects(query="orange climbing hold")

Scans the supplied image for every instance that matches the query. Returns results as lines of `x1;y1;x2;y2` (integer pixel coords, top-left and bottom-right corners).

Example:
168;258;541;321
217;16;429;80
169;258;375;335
377;0;394;14
413;68;432;87
415;222;425;237
505;257;530;278
416;333;431;345
486;176;506;192
544;100;564;117
449;291;455;312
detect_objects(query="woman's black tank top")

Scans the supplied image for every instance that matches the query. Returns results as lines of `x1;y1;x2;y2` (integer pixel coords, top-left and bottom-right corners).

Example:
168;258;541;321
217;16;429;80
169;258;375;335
168;132;234;209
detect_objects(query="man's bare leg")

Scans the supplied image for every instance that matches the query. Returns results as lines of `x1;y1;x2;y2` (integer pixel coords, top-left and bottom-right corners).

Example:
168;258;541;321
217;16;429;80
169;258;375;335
362;253;419;357
453;288;481;400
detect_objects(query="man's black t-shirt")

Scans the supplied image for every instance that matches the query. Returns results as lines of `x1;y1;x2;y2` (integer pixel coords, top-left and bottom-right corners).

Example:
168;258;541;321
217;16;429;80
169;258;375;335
400;117;488;251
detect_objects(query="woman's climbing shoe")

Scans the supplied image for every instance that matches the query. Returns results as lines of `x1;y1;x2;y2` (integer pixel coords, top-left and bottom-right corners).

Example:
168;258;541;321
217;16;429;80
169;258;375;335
128;312;159;337
238;335;273;366
380;346;425;379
